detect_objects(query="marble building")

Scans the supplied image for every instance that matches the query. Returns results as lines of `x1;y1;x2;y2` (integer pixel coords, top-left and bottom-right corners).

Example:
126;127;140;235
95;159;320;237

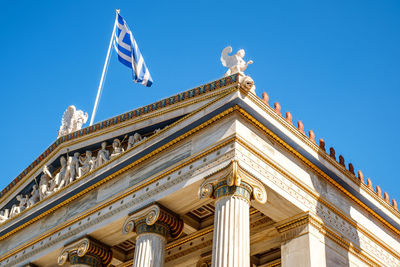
0;48;399;267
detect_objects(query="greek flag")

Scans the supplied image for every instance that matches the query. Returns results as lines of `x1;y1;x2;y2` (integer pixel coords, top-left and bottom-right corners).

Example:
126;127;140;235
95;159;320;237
113;13;153;87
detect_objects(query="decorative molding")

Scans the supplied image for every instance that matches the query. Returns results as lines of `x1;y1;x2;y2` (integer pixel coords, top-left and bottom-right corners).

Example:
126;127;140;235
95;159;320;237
275;212;388;266
0;89;238;237
57;236;112;266
0;103;398;266
235;106;400;235
234;146;399;266
197;257;211;267
246;90;400;217
0;74;239;203
122;203;183;239
0;135;235;265
276;212;322;242
199;160;267;204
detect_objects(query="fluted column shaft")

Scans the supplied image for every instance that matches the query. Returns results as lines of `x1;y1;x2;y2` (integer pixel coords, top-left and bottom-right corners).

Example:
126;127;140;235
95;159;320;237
133;233;166;267
211;181;252;267
199;161;267;267
212;195;250;267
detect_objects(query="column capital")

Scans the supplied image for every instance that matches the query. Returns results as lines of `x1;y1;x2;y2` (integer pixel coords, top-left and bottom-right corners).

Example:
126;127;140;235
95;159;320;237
275;212;324;242
198;160;267;203
122;203;184;239
57;236;112;266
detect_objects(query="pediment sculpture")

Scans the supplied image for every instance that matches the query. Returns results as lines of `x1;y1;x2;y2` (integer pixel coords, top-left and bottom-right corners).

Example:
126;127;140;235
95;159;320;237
0;127;161;224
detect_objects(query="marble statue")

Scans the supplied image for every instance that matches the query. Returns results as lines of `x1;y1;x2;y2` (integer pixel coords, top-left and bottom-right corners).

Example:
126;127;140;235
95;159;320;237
57;105;89;138
49;161;65;192
0;120;174;225
96;142;110;167
110;139;124;159
221;46;253;76
27;185;40;208
39;165;52;200
79;151;95;177
55;156;69;190
10;195;28;218
127;133;142;150
0;209;9;223
68;152;80;182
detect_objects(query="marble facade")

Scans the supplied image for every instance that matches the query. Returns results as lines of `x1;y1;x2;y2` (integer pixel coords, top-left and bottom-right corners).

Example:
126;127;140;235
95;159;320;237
0;73;398;267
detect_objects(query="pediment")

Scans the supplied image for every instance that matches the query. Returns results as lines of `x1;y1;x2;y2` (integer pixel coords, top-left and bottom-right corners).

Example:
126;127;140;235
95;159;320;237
0;74;241;230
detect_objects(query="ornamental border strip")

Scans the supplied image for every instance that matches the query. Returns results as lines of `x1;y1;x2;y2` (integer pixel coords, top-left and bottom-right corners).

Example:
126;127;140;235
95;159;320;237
0;74;239;200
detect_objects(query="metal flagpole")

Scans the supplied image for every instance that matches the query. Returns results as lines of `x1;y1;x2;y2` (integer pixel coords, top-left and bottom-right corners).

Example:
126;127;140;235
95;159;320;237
89;9;120;126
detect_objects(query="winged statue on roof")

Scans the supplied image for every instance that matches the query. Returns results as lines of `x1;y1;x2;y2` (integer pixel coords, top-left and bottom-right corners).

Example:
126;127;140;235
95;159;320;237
221;46;253;77
57;105;88;138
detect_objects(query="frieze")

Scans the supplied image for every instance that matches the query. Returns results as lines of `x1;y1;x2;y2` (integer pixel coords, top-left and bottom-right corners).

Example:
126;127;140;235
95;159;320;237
0;138;236;265
1;99;398;266
0;73;239;201
0;129;157;226
234;143;399;266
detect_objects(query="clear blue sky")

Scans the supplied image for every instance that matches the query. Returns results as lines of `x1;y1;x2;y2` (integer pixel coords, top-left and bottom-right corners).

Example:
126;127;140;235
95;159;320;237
0;1;399;203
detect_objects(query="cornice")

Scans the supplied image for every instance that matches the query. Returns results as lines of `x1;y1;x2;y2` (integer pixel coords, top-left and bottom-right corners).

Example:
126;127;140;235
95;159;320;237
0;74;240;203
0;129;237;262
235;135;400;262
0;85;239;227
235;106;400;235
0;96;398;264
276;212;382;266
245;91;400;217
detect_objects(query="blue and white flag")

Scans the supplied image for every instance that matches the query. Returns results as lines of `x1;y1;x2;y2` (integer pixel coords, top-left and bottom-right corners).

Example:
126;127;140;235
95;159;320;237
113;13;153;87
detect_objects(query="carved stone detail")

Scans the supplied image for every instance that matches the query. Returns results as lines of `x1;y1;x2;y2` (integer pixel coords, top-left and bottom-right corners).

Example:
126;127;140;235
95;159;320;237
0;132;147;225
57;105;88;138
234;147;399;267
199;160;267;203
123;204;183;267
275;212;323;242
238;74;256;93
122;203;183;239
57;237;112;266
221;46;253;77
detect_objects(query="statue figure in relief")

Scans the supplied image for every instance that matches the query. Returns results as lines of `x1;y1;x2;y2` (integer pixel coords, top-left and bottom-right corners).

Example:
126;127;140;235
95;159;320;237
39;165;52;200
127;133;142;150
79;150;95;177
96;142;110;167
67;152;80;182
221;46;253;76
0;209;9;223
10;195;28;218
55;156;69;190
27;184;40;208
110;139;124;159
57;105;88;138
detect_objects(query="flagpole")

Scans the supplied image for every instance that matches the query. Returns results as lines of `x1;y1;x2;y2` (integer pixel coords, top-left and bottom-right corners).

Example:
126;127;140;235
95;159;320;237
89;9;120;126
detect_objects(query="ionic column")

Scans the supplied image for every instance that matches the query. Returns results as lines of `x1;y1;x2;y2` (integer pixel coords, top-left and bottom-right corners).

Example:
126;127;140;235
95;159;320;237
57;236;112;266
122;204;183;267
199;160;267;267
276;212;326;267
